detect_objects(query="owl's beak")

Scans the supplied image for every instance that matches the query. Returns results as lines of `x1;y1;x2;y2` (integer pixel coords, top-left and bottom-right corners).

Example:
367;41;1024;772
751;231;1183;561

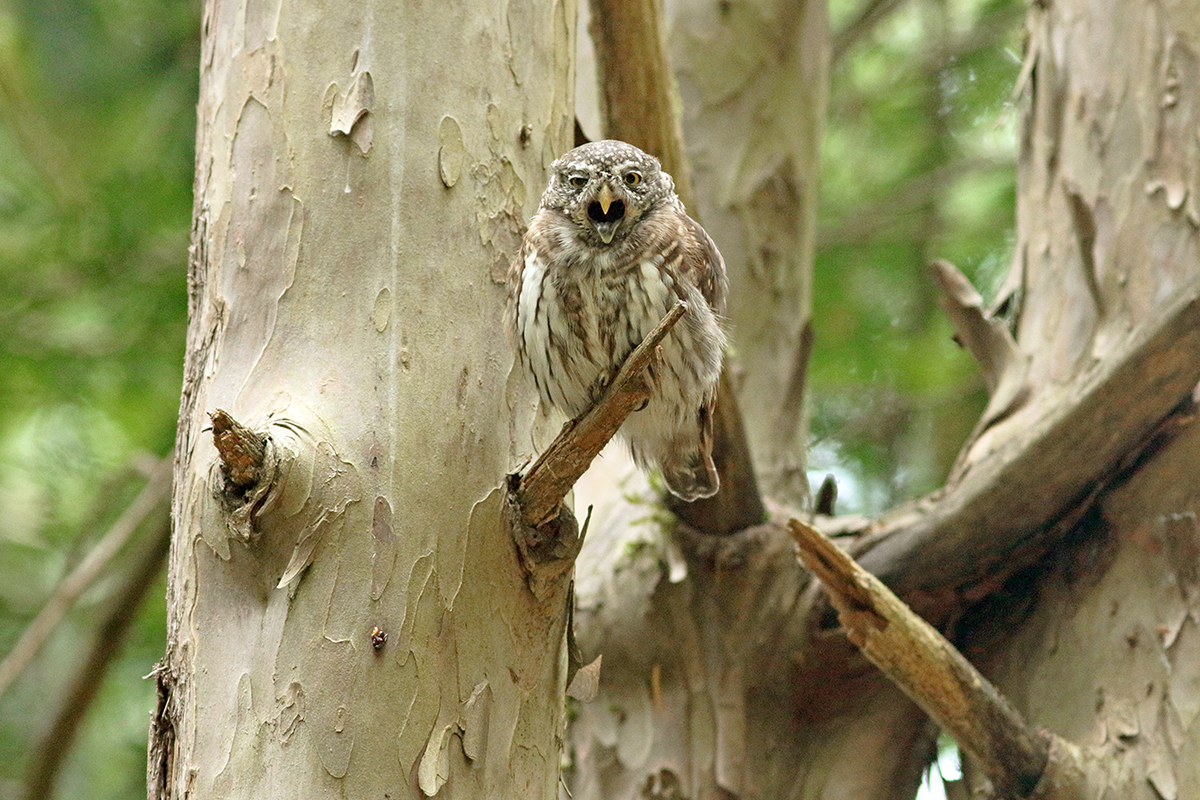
596;183;616;215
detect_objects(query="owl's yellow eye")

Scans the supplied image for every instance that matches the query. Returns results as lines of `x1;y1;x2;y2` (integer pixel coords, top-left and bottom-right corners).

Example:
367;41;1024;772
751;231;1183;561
624;172;642;186
569;175;588;188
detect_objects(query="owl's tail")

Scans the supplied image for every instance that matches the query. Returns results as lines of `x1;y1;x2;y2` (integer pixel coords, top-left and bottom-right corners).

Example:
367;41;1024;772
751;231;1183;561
661;449;720;501
660;399;719;501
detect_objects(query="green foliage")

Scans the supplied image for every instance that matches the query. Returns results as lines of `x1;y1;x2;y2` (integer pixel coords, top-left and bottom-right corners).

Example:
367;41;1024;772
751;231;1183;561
811;0;1023;513
0;0;197;796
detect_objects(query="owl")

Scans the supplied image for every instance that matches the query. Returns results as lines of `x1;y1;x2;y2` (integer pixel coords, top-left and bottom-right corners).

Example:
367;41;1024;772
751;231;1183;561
511;140;728;501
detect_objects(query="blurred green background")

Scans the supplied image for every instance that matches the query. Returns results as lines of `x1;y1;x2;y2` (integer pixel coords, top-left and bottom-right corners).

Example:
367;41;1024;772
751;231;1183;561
0;0;1020;796
0;0;196;797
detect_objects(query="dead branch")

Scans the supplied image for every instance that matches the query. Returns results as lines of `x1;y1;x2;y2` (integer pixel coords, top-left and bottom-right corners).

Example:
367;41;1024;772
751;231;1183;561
211;408;267;490
930;260;1031;478
0;457;172;699
930;260;1024;399
789;518;1063;798
517;301;687;529
588;0;766;535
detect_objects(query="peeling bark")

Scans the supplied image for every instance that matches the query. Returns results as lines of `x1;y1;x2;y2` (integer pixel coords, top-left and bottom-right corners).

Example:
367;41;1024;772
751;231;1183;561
157;1;577;797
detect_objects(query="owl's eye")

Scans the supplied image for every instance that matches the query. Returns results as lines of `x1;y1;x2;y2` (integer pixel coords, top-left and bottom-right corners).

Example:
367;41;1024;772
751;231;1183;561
569;175;588;188
624;172;642;186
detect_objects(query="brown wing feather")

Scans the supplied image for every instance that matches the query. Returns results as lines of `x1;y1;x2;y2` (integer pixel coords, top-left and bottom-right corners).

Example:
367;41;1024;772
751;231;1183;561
677;212;728;317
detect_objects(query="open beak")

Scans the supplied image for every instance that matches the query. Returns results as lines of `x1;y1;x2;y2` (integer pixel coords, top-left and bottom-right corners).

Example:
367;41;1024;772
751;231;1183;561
588;182;624;244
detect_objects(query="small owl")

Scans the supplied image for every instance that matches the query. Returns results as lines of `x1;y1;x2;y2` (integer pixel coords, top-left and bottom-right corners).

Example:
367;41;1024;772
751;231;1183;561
511;140;727;501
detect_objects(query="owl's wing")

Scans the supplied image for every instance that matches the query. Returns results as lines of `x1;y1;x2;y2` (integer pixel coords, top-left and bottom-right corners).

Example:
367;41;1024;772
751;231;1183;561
677;213;729;317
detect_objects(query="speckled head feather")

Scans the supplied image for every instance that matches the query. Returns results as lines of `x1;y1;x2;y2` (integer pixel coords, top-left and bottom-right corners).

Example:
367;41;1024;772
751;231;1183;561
537;140;679;248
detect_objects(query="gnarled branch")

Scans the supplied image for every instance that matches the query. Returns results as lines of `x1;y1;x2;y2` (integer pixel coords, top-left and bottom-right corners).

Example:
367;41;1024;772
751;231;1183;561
790;518;1053;797
791;519;1104;799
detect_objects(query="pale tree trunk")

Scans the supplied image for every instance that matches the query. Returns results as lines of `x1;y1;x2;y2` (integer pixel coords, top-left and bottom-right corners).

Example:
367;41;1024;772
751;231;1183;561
148;1;576;798
954;0;1200;793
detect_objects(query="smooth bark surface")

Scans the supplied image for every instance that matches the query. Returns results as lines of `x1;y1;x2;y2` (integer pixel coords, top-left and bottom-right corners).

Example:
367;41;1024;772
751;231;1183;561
153;2;576;798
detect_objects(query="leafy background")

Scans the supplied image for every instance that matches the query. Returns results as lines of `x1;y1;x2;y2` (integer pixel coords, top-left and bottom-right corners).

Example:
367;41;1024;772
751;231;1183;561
0;0;1020;796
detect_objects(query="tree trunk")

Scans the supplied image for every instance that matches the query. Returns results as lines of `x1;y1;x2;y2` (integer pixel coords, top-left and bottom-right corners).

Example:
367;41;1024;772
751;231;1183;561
954;0;1200;793
149;2;576;798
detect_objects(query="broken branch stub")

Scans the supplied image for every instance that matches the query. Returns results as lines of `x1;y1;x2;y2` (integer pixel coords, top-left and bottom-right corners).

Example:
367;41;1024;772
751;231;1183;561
515;300;687;529
788;518;1070;799
210;409;268;490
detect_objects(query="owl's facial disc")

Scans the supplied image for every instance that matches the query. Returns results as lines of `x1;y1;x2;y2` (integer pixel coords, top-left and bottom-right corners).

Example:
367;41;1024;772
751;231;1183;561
587;182;626;244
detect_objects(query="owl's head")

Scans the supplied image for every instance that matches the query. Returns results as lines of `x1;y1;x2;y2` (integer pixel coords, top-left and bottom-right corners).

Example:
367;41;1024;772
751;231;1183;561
541;140;676;247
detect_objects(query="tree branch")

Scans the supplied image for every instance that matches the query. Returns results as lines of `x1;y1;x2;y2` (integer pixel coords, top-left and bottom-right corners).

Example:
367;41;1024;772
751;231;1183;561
27;512;171;800
930;259;1030;460
0;457;172;699
787;518;1110;799
517;300;688;529
853;275;1200;609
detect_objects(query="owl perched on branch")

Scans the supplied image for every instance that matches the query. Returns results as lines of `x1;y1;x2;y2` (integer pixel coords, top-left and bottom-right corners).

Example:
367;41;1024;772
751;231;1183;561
511;140;728;501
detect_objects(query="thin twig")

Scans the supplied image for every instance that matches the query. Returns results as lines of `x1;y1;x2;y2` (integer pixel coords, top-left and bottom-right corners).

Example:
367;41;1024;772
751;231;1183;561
519;301;687;528
0;457;172;699
26;513;171;800
788;518;1060;798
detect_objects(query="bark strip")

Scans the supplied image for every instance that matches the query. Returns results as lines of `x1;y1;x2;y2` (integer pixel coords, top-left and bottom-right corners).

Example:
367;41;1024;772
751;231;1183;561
788;517;1059;798
588;0;766;534
518;300;687;528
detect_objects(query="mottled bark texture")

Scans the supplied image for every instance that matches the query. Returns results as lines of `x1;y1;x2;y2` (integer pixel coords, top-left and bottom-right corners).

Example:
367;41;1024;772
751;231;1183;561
955;0;1200;794
151;2;576;798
